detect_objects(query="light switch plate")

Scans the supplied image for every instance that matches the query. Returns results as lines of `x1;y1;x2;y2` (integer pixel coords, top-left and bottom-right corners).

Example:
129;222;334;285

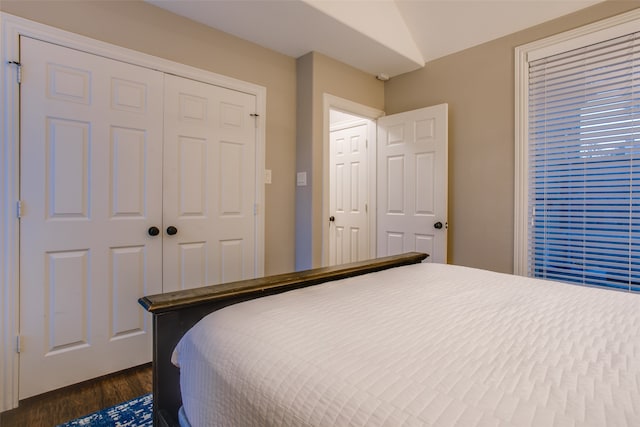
296;172;307;186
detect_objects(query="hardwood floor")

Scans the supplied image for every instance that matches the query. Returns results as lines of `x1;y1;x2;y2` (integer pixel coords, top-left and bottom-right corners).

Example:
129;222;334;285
0;364;152;427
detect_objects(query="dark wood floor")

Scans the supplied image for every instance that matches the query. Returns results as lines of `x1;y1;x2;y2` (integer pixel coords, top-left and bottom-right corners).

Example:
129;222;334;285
0;364;152;427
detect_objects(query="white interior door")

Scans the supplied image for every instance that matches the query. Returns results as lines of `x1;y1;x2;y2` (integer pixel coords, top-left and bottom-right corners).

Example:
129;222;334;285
19;37;163;398
163;75;257;291
329;122;369;265
377;104;448;263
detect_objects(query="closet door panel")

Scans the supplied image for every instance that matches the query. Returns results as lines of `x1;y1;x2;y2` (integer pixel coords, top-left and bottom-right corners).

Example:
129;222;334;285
19;37;163;398
163;75;257;291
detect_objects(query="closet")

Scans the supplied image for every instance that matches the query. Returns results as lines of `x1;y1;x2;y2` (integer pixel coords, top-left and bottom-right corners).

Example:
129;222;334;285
18;36;259;398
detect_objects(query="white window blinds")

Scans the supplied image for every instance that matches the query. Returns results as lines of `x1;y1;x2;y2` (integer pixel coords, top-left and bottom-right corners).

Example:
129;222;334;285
528;31;640;291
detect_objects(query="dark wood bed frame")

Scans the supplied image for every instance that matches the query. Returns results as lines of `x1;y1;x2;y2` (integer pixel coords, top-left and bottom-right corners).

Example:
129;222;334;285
139;252;427;427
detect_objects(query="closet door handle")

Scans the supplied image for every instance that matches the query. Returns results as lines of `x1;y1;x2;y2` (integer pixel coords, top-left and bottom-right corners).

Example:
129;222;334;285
166;226;178;236
148;226;160;237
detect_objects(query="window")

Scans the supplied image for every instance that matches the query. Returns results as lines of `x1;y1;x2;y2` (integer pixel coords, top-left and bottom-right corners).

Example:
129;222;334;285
515;10;640;292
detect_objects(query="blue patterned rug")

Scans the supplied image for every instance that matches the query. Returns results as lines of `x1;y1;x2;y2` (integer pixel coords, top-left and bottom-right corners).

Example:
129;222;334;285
57;393;152;427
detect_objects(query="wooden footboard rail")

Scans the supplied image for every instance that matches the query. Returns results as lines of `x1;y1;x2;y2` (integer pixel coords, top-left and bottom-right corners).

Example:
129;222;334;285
139;252;428;427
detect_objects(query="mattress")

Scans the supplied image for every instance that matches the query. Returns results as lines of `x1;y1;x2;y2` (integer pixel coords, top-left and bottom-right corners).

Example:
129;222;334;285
175;263;640;426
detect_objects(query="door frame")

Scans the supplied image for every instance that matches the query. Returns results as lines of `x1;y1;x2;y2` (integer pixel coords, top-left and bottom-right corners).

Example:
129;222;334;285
0;12;267;411
322;94;384;266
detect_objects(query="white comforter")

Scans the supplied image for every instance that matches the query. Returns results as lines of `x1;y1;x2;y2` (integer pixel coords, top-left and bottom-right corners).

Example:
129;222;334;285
176;263;640;426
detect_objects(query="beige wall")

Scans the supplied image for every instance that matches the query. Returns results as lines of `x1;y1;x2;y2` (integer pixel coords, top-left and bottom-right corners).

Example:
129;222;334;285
384;0;639;274
6;0;635;275
1;0;297;275
296;52;384;269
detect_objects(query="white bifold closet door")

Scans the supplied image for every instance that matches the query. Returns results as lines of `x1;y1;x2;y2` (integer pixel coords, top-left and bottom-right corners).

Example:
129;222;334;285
19;37;257;398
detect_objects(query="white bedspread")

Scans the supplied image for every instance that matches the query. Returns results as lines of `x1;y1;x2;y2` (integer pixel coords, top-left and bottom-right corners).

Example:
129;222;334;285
176;263;640;427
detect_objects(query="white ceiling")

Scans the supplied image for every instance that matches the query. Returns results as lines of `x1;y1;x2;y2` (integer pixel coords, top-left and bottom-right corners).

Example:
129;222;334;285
148;0;605;77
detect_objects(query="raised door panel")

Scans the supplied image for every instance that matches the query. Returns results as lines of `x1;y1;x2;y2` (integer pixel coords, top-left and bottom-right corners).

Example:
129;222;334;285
220;141;244;215
386;155;405;214
386;232;405;256
47;119;90;218
178;136;207;217
415;153;435;215
110;246;146;339
179;242;207;291
45;250;90;353
111;128;147;217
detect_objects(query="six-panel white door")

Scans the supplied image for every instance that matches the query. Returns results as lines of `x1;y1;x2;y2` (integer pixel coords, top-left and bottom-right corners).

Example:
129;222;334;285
19;37;164;398
163;75;257;291
377;105;448;263
329;122;369;265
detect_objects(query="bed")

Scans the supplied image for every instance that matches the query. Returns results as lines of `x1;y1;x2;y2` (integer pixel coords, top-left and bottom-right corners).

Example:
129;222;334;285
139;252;640;427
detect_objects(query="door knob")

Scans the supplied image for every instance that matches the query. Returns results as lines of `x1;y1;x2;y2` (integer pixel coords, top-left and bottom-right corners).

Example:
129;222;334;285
329;216;335;222
166;226;178;236
148;226;160;236
434;222;443;229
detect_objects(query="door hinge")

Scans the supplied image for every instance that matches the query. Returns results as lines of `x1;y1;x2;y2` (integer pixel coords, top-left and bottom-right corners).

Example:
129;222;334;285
8;61;21;84
16;335;22;354
16;200;23;218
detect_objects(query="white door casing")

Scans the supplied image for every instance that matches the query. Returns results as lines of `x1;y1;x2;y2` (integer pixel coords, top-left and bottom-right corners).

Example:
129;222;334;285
163;74;257;291
377;104;448;263
329;122;369;265
19;37;164;398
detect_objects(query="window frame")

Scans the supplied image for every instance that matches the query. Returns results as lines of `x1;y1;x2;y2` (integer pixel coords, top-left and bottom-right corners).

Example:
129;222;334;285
514;8;640;277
